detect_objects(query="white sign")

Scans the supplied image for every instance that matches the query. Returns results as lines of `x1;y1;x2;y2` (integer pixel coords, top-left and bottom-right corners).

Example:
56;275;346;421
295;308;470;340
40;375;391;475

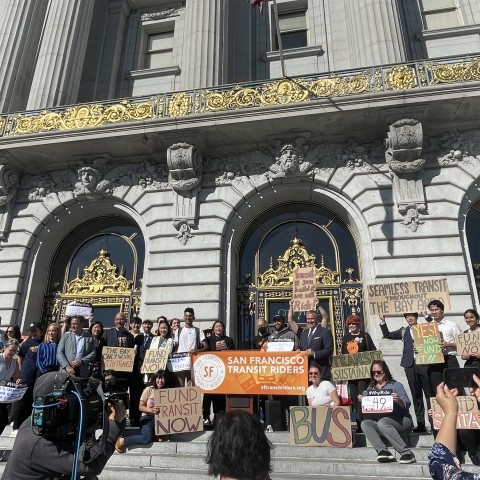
0;383;28;403
266;341;294;352
65;301;93;317
362;395;394;413
167;352;191;372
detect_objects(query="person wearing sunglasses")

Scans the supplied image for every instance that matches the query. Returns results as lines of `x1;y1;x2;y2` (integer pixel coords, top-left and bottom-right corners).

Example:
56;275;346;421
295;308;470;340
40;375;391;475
359;360;416;464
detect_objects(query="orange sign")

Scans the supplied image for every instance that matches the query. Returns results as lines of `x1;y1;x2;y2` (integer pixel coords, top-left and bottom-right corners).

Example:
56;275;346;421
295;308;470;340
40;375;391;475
192;351;308;396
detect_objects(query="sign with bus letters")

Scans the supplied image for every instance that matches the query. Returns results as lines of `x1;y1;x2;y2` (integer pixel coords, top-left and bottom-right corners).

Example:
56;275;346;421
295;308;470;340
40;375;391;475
141;347;170;374
331;351;383;381
154;387;203;435
366;278;450;316
102;347;135;372
456;331;480;356
431;396;480;430
192;351;308;395
289;406;352;447
292;267;316;312
411;323;443;364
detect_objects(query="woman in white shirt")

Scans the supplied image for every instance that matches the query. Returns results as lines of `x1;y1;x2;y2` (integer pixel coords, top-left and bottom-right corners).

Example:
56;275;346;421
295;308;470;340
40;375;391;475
307;364;340;407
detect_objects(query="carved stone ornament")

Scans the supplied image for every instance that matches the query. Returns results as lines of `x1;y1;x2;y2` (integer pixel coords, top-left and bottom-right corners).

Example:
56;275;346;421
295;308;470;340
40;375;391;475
385;119;427;231
74;166;111;196
141;9;179;22
269;144;312;179
176;222;194;245
0;163;19;206
167;143;202;192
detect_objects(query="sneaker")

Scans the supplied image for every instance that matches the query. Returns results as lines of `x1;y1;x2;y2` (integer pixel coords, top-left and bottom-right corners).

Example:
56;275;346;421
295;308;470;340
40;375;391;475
399;453;416;464
377;450;395;462
11;430;17;438
115;438;125;454
412;424;427;433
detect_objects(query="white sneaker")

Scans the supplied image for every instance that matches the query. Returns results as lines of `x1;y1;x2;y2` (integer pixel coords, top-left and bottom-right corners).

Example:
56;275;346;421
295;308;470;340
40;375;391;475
11;429;17;437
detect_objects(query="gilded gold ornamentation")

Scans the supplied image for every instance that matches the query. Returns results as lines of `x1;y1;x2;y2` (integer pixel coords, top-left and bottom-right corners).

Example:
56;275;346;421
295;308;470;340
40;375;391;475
13;100;155;135
386;65;417;90
257;237;339;287
429;60;480;85
342;286;363;313
64;249;133;295
0;117;4;134
168;93;192;116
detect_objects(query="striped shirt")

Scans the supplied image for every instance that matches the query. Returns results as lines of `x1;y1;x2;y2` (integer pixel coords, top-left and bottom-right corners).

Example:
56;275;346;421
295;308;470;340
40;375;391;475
36;341;59;374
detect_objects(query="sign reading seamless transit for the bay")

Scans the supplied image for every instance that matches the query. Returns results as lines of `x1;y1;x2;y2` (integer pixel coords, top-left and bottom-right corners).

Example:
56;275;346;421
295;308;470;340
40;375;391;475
102;346;135;372
366;277;450;316
431;396;480;430
154;387;203;435
192;351;308;395
411;322;444;365
292;266;316;312
330;350;383;381
289;406;352;447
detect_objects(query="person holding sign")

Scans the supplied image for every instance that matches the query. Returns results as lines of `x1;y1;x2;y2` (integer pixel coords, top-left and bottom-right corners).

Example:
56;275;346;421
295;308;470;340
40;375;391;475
307;364;340;407
360;360;416;464
115;370;169;452
461;309;480;369
428;380;480;479
0;339;21;435
341;314;376;431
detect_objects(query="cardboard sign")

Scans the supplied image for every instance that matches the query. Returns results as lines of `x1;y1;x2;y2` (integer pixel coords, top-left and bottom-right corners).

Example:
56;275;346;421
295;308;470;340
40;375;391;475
102;347;135;372
65;301;93;317
266;341;294;352
366;278;450;316
411;323;443;364
141;347;170;374
289;406;352;447
167;352;191;372
431;396;480;429
456;331;480;356
292;267;316;312
192;351;308;396
0;383;27;403
331;351;383;381
154;387;203;435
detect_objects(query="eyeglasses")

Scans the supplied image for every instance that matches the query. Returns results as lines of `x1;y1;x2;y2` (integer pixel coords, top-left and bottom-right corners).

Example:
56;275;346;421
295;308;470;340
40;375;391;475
372;371;384;376
308;372;319;376
6;330;15;334
347;323;358;326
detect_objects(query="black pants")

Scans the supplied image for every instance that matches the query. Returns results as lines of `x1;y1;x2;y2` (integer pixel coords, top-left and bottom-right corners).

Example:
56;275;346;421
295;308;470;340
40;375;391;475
0;403;9;435
10;383;34;430
202;394;226;420
348;379;368;423
404;362;432;427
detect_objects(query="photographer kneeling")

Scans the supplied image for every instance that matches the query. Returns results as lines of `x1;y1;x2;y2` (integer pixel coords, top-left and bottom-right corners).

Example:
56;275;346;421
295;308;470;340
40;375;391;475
2;371;126;480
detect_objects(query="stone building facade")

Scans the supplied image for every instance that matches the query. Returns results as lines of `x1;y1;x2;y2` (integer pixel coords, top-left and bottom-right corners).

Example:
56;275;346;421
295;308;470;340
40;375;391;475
0;0;480;377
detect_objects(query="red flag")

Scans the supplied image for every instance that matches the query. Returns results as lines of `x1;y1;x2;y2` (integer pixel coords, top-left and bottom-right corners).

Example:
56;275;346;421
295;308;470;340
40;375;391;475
248;0;264;11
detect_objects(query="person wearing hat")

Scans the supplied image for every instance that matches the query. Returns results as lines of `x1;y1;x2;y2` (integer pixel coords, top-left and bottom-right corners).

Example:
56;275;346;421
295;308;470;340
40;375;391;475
2;371;126;479
267;314;299;350
10;322;44;434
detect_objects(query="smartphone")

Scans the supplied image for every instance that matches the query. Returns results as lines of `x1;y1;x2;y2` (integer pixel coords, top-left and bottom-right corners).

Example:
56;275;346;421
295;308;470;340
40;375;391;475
443;367;480;389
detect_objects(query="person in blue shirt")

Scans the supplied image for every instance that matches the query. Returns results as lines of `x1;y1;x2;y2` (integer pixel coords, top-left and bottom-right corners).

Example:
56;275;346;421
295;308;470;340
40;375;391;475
36;323;61;375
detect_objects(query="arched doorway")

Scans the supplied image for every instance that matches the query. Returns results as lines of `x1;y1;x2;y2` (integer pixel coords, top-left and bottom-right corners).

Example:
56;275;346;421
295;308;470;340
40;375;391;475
41;217;144;327
466;201;480;301
237;203;363;351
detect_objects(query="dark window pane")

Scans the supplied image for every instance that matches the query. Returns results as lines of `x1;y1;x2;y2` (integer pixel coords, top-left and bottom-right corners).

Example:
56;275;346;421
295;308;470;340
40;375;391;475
275;30;307;50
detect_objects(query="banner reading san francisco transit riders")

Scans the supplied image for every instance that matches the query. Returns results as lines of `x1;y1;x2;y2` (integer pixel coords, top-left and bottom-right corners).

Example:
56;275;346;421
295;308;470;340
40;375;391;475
192;351;308;395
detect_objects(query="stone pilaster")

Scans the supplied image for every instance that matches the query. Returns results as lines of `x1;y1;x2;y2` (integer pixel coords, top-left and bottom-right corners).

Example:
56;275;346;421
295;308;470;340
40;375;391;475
345;0;406;68
26;0;95;109
180;0;228;89
0;0;47;113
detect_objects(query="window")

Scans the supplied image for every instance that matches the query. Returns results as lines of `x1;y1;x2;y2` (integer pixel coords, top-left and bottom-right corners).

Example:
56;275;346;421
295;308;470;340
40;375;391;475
420;0;461;30
273;9;307;50
145;30;174;69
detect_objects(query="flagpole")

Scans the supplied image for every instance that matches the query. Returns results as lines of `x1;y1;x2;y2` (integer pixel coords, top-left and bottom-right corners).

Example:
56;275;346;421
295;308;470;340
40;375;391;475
271;0;287;78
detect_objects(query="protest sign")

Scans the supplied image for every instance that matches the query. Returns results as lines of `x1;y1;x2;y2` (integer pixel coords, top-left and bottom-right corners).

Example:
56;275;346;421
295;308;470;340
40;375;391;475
65;301;93;317
411;323;443;364
361;389;394;413
292;267;316;312
456;331;480;356
331;351;383;381
0;383;27;403
141;347;170;374
167;352;191;372
154;386;203;435
192;351;308;395
366;278;450;316
289;406;352;447
431;396;480;429
102;347;135;372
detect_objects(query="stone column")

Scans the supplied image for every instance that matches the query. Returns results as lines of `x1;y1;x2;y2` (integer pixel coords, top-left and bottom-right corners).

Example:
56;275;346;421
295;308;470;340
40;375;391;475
180;0;228;89
0;0;47;113
26;0;95;110
345;0;406;68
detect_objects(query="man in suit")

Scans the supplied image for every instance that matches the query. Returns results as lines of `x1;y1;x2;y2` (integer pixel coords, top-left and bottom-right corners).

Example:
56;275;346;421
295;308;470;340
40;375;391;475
57;315;96;377
134;319;154;371
299;310;334;380
379;312;430;433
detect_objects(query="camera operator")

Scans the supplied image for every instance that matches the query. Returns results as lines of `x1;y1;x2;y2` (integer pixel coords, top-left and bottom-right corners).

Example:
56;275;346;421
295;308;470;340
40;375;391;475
2;372;126;480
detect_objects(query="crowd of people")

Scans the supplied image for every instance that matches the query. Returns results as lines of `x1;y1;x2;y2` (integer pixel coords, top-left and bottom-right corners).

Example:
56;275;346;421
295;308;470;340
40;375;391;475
1;299;480;479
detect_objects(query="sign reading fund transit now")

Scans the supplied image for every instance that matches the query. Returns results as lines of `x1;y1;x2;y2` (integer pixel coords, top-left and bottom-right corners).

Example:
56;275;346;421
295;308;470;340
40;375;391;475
192;351;308;395
366;278;450;316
